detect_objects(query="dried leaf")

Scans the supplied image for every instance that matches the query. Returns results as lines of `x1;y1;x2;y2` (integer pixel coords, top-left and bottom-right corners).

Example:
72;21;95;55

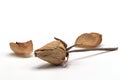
75;32;102;48
9;40;33;56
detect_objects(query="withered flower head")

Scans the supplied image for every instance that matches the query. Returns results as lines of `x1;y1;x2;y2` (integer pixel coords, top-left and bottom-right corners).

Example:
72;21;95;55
34;34;118;66
34;38;67;65
9;40;33;56
75;32;102;48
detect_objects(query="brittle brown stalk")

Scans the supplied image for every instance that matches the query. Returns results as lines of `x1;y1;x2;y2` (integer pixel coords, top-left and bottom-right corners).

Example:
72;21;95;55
66;45;76;50
67;44;83;50
67;47;118;53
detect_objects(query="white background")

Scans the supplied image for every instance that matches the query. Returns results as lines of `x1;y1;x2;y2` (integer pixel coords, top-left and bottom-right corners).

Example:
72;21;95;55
0;0;120;80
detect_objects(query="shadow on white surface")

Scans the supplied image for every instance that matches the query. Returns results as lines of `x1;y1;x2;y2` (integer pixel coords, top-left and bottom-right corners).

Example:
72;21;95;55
7;53;33;58
69;51;115;63
32;63;68;70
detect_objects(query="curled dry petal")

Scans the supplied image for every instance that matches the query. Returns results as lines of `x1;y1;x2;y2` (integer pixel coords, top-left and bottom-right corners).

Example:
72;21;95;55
34;40;67;65
9;40;33;56
75;32;102;48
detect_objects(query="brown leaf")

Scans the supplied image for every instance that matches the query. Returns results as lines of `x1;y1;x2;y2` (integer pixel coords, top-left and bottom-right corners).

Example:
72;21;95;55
9;40;33;56
75;32;102;48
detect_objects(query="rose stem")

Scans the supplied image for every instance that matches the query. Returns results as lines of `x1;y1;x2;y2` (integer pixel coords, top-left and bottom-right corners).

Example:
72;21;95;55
67;47;118;53
67;45;76;50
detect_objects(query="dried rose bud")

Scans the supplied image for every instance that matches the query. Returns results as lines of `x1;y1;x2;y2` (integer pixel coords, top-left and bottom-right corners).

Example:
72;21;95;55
9;40;33;56
75;32;102;48
34;37;118;65
34;38;67;65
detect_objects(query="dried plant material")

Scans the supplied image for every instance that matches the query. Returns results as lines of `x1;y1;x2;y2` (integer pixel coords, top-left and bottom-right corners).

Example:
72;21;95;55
54;37;67;48
34;39;67;65
34;37;118;66
68;47;118;53
9;40;33;56
75;32;102;48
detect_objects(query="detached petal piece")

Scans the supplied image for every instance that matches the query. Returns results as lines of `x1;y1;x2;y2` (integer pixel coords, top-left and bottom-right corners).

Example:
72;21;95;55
34;40;67;65
9;40;33;56
75;32;102;48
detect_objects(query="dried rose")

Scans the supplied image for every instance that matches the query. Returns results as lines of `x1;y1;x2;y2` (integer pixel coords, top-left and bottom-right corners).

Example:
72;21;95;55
34;38;68;65
34;37;118;66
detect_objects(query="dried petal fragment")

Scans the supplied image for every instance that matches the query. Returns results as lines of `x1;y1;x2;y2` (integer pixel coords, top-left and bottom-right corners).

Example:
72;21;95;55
34;40;67;65
75;32;102;48
9;40;33;56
